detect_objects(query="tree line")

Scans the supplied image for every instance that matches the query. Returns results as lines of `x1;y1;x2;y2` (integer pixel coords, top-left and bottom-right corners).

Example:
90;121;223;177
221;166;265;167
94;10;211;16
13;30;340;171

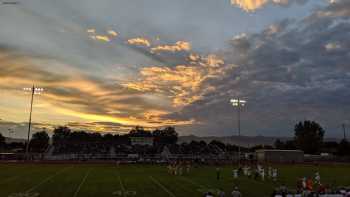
0;120;349;156
274;120;350;156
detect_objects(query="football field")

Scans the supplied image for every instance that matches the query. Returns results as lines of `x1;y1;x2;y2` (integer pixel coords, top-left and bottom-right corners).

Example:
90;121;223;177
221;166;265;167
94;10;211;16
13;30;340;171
0;163;349;197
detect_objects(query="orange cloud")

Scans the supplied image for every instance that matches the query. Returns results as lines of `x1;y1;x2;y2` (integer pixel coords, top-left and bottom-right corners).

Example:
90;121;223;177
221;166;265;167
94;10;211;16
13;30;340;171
54;106;194;128
230;0;290;12
94;35;111;42
124;54;233;107
0;49;196;130
87;29;96;34
151;41;191;53
86;29;114;42
107;30;118;37
189;53;200;62
127;37;151;47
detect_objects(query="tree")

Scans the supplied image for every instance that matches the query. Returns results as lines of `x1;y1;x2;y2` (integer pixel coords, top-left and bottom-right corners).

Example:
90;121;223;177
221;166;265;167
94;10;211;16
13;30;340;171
153;127;178;146
52;126;71;145
294;120;325;154
0;133;5;148
284;140;297;150
129;126;152;137
30;131;50;152
274;139;285;149
322;141;338;154
337;139;350;156
209;140;226;151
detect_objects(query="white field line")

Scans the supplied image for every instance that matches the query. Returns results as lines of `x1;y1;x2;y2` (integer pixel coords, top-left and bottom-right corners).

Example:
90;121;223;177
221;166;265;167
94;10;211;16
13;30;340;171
72;168;92;197
118;175;126;197
149;176;176;197
26;166;72;193
0;176;19;184
115;168;126;192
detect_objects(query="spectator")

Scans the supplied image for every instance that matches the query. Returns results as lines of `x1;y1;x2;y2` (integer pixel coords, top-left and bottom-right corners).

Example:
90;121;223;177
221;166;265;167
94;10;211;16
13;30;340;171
232;186;242;197
204;192;214;197
216;167;221;180
218;189;226;197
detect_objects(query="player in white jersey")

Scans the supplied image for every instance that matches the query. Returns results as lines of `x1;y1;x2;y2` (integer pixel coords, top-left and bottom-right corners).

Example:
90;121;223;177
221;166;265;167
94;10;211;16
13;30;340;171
243;166;248;176
314;172;321;185
272;168;278;182
233;169;238;179
260;168;265;181
302;177;307;189
268;166;272;179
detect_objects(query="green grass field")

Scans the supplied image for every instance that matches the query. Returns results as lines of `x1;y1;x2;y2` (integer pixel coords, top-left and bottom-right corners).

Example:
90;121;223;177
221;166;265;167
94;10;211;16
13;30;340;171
0;163;349;197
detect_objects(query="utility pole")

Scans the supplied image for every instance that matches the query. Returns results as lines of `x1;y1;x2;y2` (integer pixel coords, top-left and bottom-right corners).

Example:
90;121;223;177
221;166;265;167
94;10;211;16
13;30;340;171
23;85;43;160
342;124;347;140
25;85;35;160
230;98;246;167
237;98;241;167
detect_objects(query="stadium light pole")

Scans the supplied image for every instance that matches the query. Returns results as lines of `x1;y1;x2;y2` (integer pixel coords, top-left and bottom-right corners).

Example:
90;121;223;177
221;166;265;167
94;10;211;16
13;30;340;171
23;85;44;160
230;98;246;167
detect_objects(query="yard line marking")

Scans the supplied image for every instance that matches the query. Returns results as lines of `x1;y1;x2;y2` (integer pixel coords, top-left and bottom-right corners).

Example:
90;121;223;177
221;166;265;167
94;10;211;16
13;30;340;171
149;176;176;197
115;168;126;192
180;177;207;189
73;168;92;197
26;166;72;193
118;175;126;193
117;175;126;197
115;168;126;197
0;176;19;185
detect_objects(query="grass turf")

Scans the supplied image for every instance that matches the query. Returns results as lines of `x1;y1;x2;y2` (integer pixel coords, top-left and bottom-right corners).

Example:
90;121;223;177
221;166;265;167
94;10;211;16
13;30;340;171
0;163;349;197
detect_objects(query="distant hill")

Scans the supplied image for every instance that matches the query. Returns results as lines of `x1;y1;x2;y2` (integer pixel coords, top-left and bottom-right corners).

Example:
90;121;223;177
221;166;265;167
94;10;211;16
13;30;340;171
178;135;342;147
4;137;26;144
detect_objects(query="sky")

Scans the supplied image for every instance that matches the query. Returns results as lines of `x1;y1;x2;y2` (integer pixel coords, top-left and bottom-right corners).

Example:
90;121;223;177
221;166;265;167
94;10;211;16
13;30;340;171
0;0;349;138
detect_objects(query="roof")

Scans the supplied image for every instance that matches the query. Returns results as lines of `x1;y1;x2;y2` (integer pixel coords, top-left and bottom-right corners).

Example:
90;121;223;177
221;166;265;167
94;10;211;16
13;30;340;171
256;149;303;153
129;136;154;139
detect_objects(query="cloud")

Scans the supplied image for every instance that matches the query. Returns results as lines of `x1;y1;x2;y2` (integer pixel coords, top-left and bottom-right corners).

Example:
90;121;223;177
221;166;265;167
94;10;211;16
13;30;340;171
86;29;118;42
230;0;309;12
306;0;350;20
92;35;111;42
0;47;194;131
107;30;118;37
86;29;96;34
0;120;55;139
324;42;341;51
127;37;151;47
167;0;350;136
124;54;234;107
0;0;348;138
151;41;191;54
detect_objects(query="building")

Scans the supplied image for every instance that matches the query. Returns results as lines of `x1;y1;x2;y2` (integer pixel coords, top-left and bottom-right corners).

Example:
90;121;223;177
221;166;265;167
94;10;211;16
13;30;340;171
256;149;304;163
130;137;154;146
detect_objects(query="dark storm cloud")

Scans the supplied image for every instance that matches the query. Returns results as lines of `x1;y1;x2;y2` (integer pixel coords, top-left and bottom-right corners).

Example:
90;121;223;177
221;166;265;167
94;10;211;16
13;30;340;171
170;0;350;137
